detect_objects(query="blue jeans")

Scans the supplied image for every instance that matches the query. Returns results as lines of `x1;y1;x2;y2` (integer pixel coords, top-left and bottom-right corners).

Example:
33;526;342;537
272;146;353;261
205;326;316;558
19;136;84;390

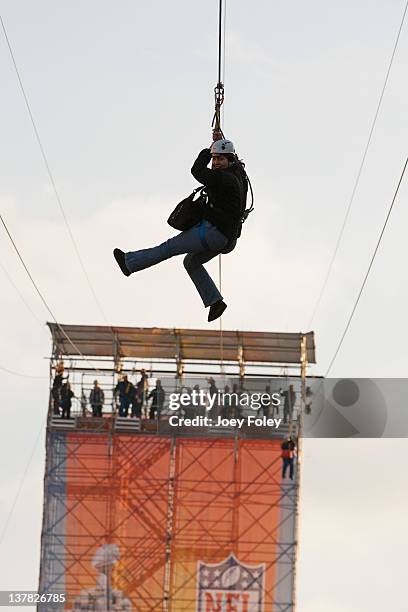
125;221;235;307
282;457;294;479
119;396;130;417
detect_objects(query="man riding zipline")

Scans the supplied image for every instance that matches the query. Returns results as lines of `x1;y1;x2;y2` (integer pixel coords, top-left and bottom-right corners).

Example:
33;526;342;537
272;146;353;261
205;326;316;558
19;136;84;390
113;132;250;322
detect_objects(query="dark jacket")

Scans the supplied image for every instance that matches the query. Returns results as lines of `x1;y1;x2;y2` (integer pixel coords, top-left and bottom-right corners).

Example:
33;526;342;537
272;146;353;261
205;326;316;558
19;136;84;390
282;389;296;412
148;387;165;408
52;373;63;398
60;384;74;408
115;380;135;398
191;149;247;240
90;387;105;406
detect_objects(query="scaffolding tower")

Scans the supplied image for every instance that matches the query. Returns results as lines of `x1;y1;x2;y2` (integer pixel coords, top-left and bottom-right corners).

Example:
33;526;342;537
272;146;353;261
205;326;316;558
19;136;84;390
39;324;316;611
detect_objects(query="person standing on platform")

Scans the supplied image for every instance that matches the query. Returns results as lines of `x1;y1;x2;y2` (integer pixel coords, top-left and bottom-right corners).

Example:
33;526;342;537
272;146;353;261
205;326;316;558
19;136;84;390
281;437;296;480
181;387;194;419
80;390;88;417
60;381;74;419
282;384;296;424
258;384;272;418
114;375;134;417
51;362;64;415
192;384;205;417
132;369;149;418
90;380;105;417
148;380;165;420
207;377;220;418
130;384;141;418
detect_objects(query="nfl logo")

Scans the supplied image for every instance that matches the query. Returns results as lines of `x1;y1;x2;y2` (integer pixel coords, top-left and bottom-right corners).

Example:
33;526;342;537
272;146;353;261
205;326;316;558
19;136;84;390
196;553;265;611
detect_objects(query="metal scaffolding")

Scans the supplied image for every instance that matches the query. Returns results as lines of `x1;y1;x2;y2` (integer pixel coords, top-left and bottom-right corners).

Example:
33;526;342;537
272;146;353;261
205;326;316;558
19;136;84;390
39;324;315;611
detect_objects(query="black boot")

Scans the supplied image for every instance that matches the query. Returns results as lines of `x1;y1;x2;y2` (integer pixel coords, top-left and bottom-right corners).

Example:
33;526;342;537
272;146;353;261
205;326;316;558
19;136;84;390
208;300;227;322
113;248;131;277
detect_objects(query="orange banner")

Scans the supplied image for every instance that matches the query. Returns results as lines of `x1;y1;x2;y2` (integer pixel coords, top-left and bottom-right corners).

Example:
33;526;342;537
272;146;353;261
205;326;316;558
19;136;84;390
169;439;283;611
41;433;292;611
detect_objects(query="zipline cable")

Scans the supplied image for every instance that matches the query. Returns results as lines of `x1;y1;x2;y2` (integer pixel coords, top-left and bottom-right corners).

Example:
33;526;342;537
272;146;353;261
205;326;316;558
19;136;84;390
0;364;47;379
218;254;225;373
306;0;408;329
2;234;53;376
212;0;225;138
325;155;408;377
0;15;111;328
213;0;226;356
0;213;102;370
0;259;43;324
217;0;223;86
222;0;227;86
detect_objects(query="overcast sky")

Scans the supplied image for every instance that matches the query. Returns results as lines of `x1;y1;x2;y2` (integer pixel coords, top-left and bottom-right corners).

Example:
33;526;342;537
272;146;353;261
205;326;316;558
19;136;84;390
1;1;408;610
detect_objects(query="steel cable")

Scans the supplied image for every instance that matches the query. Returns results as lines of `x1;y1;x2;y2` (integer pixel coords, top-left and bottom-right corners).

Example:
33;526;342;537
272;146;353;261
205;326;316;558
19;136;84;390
325;156;408;376
307;0;408;329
